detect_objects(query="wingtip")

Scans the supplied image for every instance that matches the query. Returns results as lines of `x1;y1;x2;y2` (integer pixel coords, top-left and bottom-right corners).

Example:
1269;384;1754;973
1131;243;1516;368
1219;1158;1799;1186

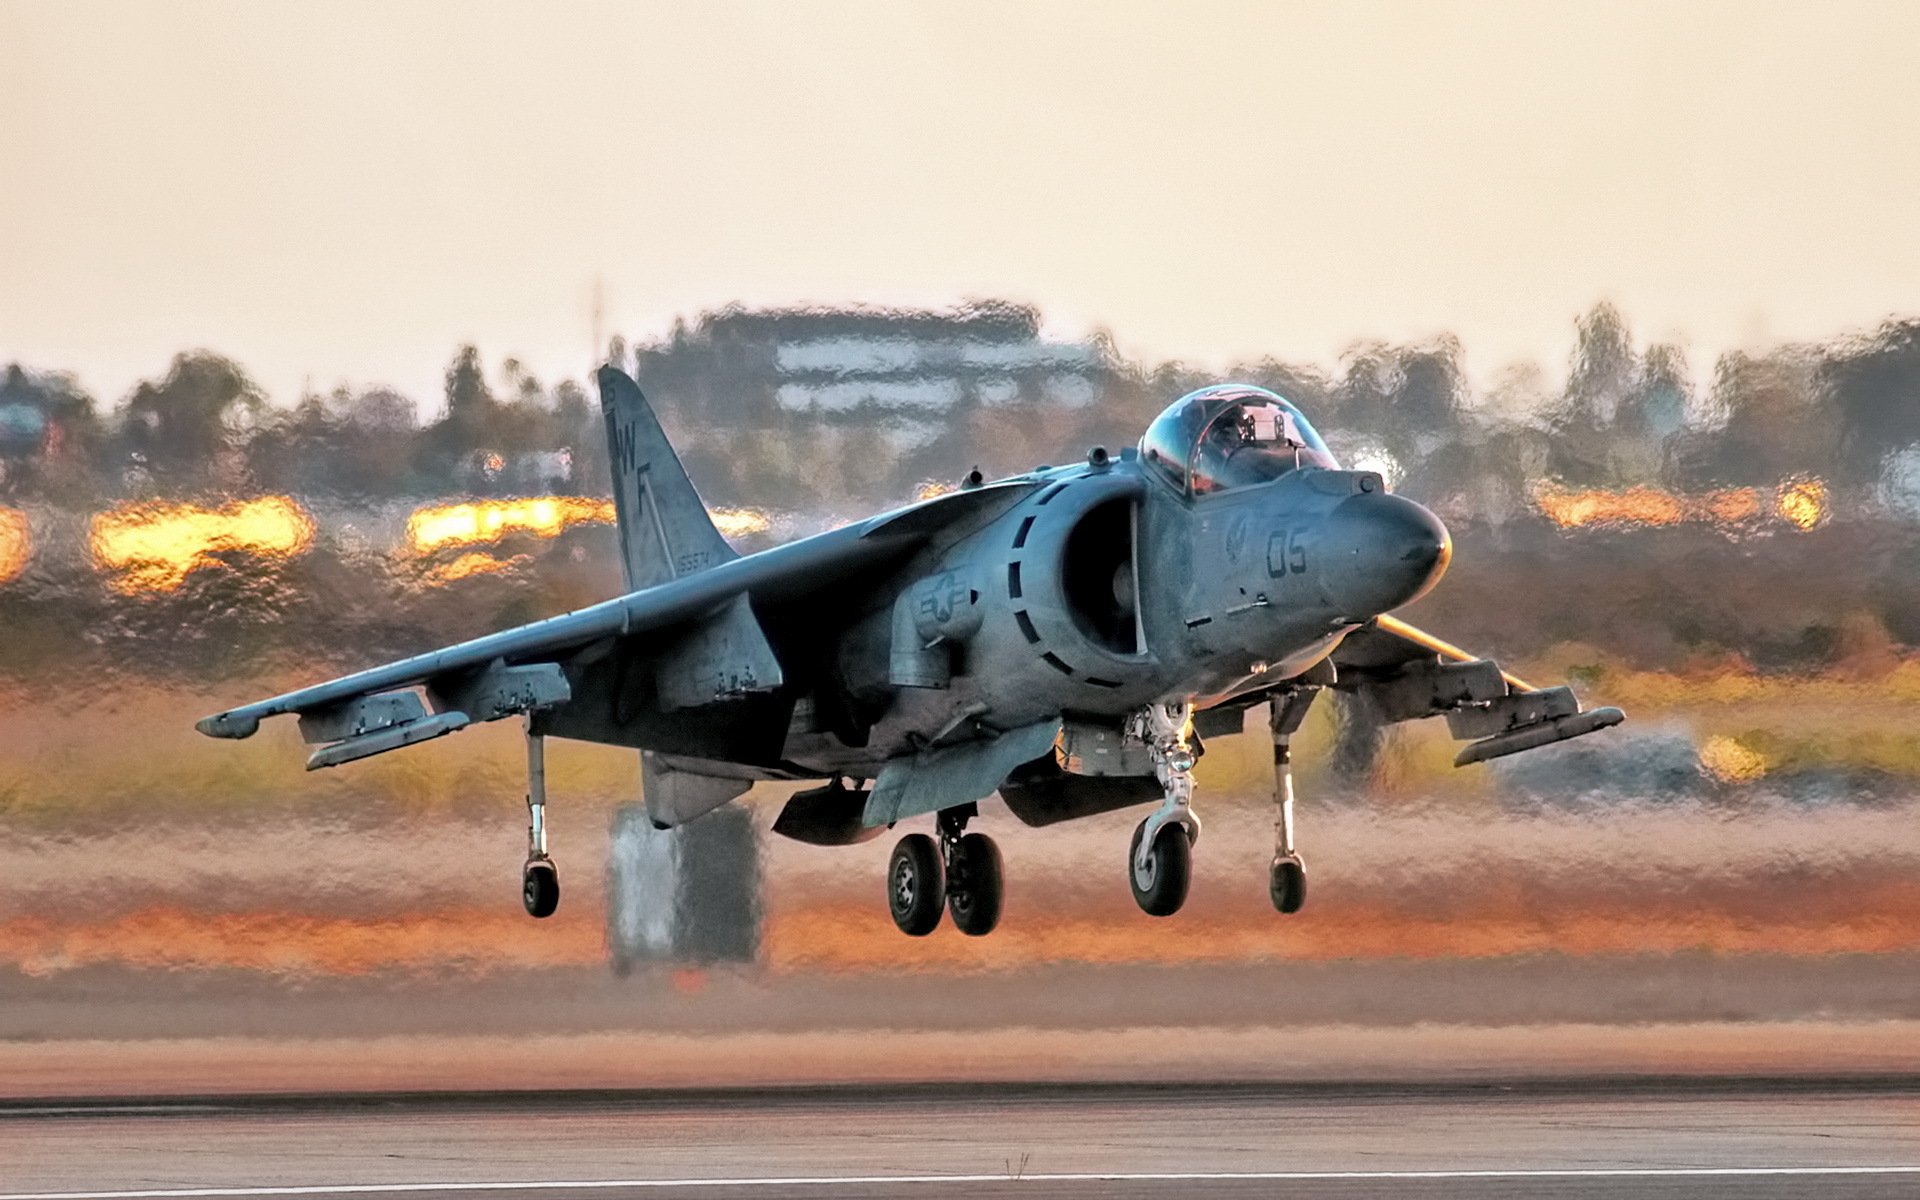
196;712;260;739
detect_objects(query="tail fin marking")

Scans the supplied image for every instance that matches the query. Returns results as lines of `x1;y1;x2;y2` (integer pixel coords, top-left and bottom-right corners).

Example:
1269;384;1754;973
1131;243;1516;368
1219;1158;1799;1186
597;366;739;592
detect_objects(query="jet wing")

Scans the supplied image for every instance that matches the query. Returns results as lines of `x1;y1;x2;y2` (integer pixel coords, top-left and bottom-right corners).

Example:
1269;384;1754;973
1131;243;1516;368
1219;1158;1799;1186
1328;614;1624;766
195;479;1039;765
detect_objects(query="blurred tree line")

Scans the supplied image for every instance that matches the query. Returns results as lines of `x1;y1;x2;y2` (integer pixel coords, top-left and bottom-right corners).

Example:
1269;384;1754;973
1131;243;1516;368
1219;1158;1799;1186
0;345;601;505
6;302;1920;516
6;302;1920;513
4;302;1920;681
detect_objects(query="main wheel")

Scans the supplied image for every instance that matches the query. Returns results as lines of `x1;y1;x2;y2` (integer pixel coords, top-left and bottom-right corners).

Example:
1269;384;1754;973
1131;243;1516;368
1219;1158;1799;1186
522;859;560;918
1270;853;1307;914
946;832;1004;937
887;833;945;936
1129;819;1192;917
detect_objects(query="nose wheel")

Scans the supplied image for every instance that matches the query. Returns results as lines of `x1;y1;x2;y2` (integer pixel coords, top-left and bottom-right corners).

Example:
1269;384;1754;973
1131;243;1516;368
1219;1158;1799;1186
1127;701;1201;917
1129;817;1193;916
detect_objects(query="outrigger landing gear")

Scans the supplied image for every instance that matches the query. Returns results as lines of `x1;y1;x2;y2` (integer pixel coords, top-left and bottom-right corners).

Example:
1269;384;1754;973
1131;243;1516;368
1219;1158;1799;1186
1128;701;1200;917
1268;688;1320;915
521;718;559;919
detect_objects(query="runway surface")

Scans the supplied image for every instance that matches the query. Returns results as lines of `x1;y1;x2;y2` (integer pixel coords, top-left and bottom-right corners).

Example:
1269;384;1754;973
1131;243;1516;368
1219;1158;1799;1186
5;1081;1920;1199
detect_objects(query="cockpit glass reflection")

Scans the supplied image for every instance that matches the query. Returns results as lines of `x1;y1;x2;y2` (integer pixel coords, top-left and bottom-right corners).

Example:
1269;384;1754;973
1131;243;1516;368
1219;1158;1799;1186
1139;385;1337;496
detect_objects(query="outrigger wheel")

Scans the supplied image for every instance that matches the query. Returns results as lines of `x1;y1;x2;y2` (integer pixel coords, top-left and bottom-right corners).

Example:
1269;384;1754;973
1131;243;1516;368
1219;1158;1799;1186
1129;818;1193;917
1269;853;1306;914
888;833;945;936
522;858;560;919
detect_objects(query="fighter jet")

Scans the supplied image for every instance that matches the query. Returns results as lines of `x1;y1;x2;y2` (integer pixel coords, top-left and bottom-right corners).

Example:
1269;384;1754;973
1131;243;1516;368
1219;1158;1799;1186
197;370;1623;935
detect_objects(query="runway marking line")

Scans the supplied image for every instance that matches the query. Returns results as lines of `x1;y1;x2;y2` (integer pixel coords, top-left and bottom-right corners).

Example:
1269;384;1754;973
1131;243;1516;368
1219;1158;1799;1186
8;1168;1920;1197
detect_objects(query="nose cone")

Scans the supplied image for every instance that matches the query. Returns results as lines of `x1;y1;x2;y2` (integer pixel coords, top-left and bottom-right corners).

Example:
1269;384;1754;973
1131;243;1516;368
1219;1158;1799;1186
1319;492;1451;619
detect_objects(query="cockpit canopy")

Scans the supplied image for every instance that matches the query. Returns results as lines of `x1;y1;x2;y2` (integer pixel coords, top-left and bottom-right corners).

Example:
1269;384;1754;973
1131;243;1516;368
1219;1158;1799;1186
1139;385;1337;496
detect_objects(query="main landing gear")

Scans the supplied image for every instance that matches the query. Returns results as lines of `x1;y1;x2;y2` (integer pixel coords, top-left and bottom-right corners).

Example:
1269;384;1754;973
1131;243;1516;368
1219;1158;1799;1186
887;806;1003;937
521;719;559;918
1127;701;1201;917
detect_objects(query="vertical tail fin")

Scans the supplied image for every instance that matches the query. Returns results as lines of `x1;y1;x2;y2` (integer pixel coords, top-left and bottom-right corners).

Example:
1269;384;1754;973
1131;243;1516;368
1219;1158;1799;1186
596;366;739;591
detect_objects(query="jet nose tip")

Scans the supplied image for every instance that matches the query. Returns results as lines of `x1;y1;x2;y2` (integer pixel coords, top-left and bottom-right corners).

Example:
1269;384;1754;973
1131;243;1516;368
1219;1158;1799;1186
1321;492;1451;617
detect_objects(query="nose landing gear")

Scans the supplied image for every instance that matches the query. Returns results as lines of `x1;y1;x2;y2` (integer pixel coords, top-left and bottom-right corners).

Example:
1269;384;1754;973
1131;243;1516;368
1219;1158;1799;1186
1127;701;1200;917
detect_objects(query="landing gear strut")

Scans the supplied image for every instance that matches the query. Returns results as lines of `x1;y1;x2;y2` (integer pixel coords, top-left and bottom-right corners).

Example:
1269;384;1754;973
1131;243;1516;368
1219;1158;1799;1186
1268;688;1320;915
521;719;559;918
1128;701;1199;917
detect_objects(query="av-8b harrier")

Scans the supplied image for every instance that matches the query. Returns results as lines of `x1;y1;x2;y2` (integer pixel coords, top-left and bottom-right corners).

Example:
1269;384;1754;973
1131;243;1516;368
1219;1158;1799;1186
199;370;1623;935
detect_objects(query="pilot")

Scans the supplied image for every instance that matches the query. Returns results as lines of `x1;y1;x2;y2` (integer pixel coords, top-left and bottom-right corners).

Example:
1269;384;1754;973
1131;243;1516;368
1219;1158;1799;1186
1192;405;1302;494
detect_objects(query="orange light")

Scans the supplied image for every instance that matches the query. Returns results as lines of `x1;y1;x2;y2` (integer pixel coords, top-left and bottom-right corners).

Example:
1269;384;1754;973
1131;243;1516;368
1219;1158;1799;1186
422;551;531;586
0;507;29;585
405;496;769;555
1775;477;1829;531
1533;483;1689;528
711;507;773;539
89;497;316;593
407;497;616;555
1534;479;1826;532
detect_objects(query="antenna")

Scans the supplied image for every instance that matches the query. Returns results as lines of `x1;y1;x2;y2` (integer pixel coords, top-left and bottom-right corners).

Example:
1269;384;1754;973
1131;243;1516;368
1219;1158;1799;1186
590;277;605;372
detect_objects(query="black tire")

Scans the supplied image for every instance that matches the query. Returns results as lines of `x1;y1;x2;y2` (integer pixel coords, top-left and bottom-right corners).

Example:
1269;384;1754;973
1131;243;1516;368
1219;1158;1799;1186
1129;819;1192;917
522;859;560;919
946;832;1004;937
1270;854;1307;915
888;833;945;936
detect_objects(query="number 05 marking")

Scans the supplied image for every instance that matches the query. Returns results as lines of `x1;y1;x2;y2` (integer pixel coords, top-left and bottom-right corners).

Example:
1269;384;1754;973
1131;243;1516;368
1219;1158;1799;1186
1266;528;1307;578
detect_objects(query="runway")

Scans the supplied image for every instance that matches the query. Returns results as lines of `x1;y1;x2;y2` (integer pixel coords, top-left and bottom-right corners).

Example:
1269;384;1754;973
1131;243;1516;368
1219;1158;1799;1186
5;1081;1920;1199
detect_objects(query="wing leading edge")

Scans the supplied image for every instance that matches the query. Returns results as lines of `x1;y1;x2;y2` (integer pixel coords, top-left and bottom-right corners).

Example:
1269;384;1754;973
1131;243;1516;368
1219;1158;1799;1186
195;476;1039;767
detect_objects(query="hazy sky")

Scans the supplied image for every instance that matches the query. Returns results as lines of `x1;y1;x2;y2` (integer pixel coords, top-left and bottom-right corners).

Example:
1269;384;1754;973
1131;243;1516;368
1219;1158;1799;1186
4;0;1918;412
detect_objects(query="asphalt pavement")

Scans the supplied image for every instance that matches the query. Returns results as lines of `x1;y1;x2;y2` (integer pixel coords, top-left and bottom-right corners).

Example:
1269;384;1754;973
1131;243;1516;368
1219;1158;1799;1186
4;1080;1919;1199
